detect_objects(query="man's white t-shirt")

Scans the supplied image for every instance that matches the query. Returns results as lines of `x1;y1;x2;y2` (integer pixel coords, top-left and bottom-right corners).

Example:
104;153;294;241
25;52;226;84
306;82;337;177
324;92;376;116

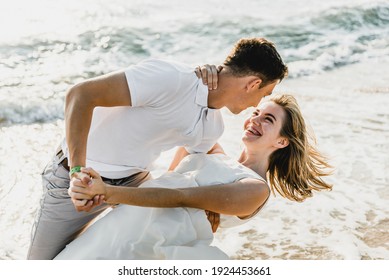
62;59;224;179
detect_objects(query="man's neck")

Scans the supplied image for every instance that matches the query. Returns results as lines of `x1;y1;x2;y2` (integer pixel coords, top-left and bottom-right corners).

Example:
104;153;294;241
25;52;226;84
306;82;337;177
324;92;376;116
207;68;234;109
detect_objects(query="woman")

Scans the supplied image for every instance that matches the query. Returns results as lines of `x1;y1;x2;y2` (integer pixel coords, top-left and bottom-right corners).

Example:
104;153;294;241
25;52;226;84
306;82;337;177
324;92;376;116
55;94;332;260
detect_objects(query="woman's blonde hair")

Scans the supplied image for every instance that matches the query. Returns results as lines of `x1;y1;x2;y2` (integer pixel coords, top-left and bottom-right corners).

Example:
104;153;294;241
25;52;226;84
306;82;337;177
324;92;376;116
267;94;333;202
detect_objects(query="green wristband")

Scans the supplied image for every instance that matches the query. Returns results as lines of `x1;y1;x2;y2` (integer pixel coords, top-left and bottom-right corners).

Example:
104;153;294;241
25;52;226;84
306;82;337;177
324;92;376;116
69;166;83;177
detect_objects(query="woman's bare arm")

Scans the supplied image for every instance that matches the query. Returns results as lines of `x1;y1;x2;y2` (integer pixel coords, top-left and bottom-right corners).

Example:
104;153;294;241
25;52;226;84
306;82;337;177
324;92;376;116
70;167;269;218
111;179;267;218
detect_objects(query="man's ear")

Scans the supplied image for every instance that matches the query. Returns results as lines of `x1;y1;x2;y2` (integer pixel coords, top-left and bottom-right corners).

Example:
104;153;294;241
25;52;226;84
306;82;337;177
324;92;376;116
246;78;262;91
275;137;289;149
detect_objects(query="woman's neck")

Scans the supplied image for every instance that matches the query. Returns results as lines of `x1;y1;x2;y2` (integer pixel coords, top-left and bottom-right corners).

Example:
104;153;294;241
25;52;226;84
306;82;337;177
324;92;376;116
238;149;269;180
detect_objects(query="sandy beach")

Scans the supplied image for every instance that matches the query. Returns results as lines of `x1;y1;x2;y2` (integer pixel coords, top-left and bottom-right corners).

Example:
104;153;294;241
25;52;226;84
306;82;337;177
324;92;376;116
1;57;388;260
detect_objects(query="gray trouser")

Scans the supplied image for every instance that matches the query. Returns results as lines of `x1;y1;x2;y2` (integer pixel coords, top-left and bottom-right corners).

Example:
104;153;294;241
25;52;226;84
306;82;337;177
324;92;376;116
27;152;151;260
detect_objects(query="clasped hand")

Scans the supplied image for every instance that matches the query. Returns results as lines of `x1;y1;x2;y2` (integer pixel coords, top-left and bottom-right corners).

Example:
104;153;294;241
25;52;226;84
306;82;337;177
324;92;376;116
68;168;106;212
69;168;221;231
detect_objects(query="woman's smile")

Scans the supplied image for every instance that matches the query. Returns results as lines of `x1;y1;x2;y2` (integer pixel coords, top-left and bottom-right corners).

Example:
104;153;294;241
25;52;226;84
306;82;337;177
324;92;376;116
245;125;262;137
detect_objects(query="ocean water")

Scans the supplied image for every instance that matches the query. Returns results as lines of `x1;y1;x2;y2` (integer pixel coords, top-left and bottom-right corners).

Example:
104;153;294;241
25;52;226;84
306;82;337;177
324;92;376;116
1;0;389;260
0;0;388;126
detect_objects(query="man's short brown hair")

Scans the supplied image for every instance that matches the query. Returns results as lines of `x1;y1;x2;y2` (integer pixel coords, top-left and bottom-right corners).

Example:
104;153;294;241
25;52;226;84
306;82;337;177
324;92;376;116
224;38;288;87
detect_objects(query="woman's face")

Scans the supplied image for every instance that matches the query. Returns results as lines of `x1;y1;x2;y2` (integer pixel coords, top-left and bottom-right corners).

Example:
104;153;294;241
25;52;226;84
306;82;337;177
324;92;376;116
242;100;287;151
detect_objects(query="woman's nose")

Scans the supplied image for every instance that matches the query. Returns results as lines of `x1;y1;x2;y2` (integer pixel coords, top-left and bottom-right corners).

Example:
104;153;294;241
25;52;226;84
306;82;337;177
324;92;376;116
251;116;260;126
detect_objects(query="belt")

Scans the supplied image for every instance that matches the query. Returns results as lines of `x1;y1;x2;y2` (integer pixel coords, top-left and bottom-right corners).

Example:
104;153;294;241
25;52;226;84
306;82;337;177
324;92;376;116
56;148;149;182
56;148;70;171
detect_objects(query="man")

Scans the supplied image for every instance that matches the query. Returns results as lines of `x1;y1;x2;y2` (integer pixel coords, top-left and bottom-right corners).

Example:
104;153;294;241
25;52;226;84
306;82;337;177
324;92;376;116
27;37;288;259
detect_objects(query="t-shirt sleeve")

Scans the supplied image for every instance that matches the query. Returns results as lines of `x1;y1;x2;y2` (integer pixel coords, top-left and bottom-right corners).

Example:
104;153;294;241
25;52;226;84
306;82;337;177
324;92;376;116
124;59;180;107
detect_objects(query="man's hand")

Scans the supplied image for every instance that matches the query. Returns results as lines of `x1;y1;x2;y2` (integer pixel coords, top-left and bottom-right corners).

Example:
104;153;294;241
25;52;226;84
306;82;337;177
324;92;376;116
205;210;220;233
71;194;105;212
195;64;223;90
69;171;104;212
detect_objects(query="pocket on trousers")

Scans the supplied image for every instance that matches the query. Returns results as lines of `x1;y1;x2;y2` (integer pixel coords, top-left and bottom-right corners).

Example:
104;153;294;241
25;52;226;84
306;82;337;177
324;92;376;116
43;165;70;192
47;188;70;199
52;164;70;181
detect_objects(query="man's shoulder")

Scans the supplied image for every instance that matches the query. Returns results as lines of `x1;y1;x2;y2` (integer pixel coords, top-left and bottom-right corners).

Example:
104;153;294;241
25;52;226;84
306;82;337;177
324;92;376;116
136;58;193;73
137;57;189;67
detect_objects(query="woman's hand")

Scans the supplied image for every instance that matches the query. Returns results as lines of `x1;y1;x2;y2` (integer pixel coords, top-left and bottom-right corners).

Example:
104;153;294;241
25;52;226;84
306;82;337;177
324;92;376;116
195;64;223;90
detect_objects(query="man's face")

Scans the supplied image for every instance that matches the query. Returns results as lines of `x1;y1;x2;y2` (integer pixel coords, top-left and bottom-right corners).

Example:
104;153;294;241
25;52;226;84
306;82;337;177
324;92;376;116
229;80;279;114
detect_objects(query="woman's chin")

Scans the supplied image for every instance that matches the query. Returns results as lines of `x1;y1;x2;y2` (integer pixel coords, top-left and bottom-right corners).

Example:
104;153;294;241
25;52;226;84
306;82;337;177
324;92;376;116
241;134;255;145
242;130;259;141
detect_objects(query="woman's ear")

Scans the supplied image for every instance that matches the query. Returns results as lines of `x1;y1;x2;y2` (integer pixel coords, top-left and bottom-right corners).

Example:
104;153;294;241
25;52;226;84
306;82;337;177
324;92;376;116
275;137;289;149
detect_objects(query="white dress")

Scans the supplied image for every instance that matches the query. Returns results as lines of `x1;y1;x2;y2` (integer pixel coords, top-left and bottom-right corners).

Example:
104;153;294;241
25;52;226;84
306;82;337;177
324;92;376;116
54;154;267;260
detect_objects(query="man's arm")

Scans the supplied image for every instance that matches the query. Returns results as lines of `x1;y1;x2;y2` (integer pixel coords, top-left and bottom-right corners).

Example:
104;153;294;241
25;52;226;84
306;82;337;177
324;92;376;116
168;147;189;171
65;71;132;168
65;71;131;211
206;142;225;155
